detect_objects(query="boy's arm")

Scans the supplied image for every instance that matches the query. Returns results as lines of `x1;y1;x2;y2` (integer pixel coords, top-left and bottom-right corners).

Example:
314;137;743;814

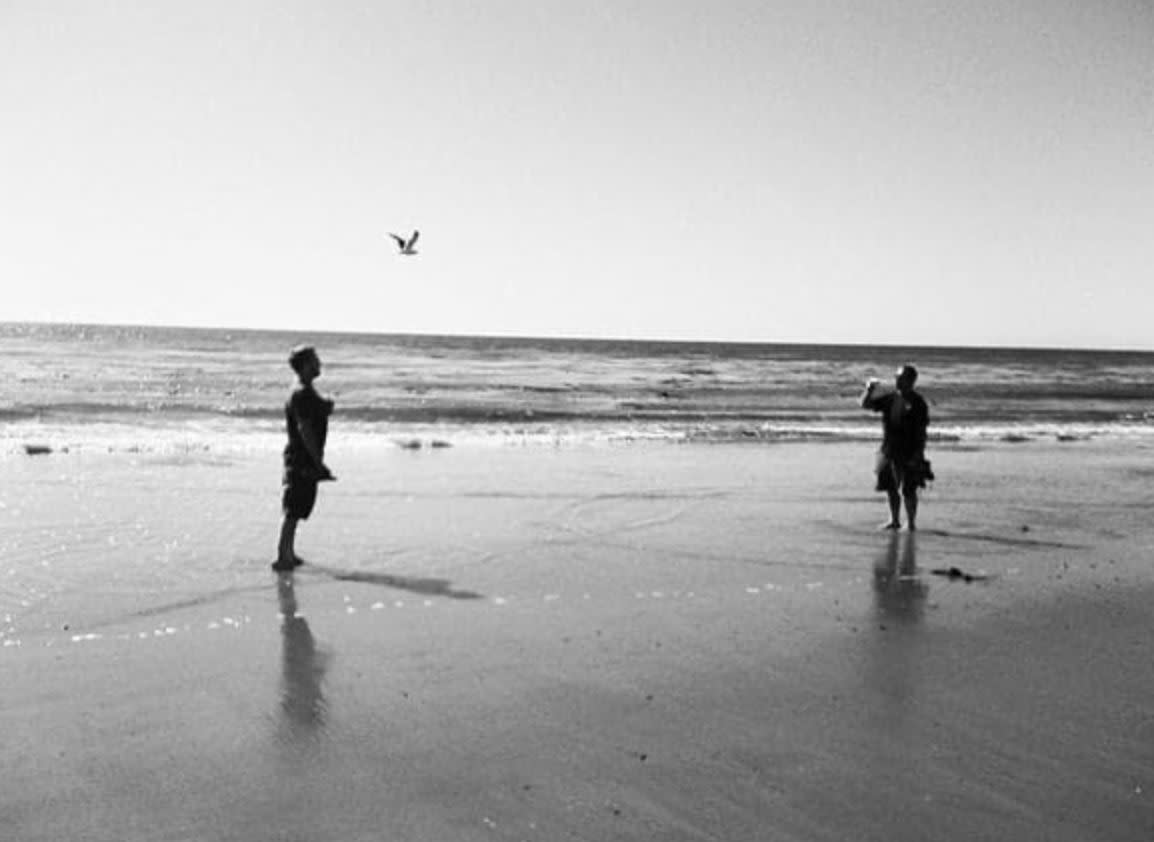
860;380;882;410
915;397;930;451
294;415;334;480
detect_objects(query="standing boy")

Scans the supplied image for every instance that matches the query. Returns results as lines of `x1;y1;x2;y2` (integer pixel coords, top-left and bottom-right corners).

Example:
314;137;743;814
274;345;335;572
860;364;932;531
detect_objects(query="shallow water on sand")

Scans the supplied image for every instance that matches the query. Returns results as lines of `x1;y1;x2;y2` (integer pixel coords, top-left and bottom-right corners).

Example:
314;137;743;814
2;440;1149;650
4;441;1154;841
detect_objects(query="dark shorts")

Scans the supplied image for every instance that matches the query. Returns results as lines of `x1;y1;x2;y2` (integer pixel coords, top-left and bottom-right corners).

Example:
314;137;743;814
282;471;319;519
875;452;933;495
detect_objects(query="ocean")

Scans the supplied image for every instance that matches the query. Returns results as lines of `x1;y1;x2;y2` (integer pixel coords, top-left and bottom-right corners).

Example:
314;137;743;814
2;322;1152;455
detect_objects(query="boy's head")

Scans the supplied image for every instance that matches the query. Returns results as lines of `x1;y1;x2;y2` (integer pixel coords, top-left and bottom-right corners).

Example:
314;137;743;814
288;345;321;382
895;364;918;393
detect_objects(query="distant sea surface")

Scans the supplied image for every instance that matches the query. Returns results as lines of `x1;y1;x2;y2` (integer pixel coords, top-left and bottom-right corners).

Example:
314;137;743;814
2;322;1152;455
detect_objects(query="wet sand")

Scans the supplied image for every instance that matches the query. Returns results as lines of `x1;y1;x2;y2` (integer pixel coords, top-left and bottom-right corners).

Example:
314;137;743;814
2;440;1153;841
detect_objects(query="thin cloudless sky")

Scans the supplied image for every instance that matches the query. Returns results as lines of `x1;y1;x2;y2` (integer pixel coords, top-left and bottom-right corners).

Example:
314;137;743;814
2;0;1152;348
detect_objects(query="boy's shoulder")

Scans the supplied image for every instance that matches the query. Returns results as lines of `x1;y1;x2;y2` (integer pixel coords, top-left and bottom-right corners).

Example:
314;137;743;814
288;384;320;407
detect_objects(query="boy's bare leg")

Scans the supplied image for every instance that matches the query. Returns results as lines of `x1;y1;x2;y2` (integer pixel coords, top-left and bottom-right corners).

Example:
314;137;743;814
882;490;902;530
276;516;299;567
904;491;918;532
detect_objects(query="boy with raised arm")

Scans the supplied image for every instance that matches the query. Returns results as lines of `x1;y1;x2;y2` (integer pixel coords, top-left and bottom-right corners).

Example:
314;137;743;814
861;364;932;531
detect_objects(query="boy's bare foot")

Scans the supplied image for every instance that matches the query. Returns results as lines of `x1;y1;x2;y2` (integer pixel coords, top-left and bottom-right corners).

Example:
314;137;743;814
271;558;296;572
879;521;901;531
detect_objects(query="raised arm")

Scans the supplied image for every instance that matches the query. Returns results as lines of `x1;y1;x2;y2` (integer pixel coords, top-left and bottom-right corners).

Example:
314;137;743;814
860;378;882;410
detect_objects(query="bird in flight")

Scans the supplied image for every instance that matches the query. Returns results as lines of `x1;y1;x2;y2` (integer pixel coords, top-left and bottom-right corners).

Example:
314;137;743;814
388;230;420;255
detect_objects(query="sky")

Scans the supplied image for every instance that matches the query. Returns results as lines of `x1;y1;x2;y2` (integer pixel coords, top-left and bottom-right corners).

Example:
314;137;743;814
1;0;1152;349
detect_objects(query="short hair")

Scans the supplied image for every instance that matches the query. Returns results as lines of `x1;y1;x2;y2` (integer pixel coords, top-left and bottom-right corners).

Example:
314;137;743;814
897;364;918;384
288;345;318;374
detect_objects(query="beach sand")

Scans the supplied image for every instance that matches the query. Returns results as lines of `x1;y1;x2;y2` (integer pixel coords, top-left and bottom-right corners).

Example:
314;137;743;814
2;440;1153;841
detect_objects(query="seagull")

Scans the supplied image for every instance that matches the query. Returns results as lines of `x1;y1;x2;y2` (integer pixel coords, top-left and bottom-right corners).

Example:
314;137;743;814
388;230;420;255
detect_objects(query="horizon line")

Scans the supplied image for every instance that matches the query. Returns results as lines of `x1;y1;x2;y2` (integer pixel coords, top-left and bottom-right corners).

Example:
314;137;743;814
3;318;1152;356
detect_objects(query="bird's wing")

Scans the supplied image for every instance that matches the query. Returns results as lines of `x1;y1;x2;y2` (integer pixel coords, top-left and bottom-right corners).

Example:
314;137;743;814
407;230;420;248
388;233;405;248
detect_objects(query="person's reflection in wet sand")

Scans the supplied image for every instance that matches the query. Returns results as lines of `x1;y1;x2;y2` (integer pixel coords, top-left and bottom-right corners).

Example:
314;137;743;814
873;531;928;626
863;532;929;725
276;575;329;734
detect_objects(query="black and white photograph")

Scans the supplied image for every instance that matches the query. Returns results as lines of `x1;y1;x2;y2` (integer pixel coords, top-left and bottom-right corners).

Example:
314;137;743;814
2;2;1152;840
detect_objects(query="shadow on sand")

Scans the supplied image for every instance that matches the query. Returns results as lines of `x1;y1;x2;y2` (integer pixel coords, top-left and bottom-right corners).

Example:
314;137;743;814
919;527;1082;550
119;583;270;624
302;564;485;601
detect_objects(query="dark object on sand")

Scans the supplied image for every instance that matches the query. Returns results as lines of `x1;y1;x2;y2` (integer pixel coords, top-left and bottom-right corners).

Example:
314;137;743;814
931;566;989;583
397;438;453;450
23;444;53;455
